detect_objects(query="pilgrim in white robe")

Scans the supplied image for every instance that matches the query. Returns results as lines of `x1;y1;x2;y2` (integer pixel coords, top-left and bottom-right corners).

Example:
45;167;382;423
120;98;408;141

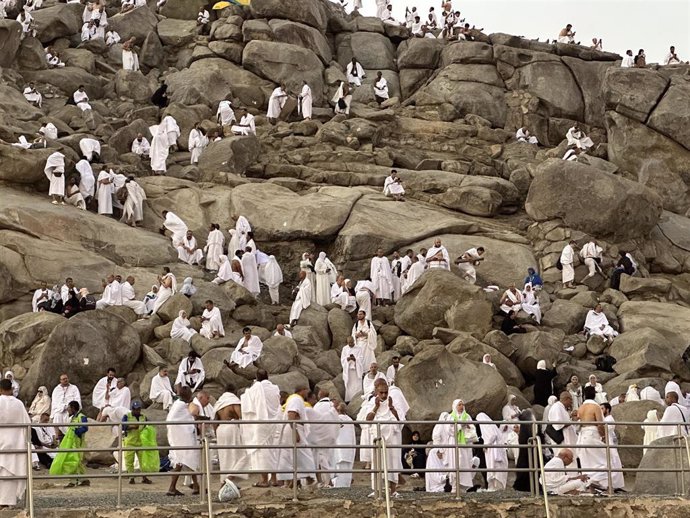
121;180;146;225
664;381;688;407
266;87;287;120
50;383;81;433
131;137;150;157
72;89;91;111
171;312;197;342
375;0;387;18
214;393;249;481
314;252;337;306
362;397;401;486
658;403;690;439
477;413;508;490
200;306;225;339
167;400;200;471
560;244;575;284
547;401;577;455
174;357;205;392
516;127;538;144
584;309;618;339
642;410;659;453
177;235;204;265
299;83;312;119
566;126;594;150
426;415;453;492
96;169;114;214
425;245;450;270
263;255;283;304
456;247;483;284
307;399;340;479
541;456;588;495
160;115;180;149
370;255;393;300
149;124;169;173
110;385;131;410
0;395;30;506
499;288;523;315
163;211;188;248
92;376;117;409
231;113;256;136
352;318;377;371
354;279;375;319
96;279;122;309
402;261;424;294
32;287;53;312
584;381;607;405
362;371;387;398
204;228;224;272
276;395;316;481
289;277;312;323
374;76;389;101
79;138;100;162
640;386;665;406
332;82;352;115
188;128;207;165
332;413;356;487
577;420;610;486
241;379;281;473
603;415;625;489
346;61;365;86
521;284;542;323
23;85;42;107
331;282;355;312
216;100;236;133
149;373;174;410
230;335;263;368
122;48;139;71
383;174;405;197
152;272;176;314
341;345;364;402
44;152;65;198
234;216;251;247
212;256;242;285
76;159;95;199
241;250;260;296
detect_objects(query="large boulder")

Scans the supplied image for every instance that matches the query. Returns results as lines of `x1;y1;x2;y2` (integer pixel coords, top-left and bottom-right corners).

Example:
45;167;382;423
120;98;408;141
0;20;22;67
32;3;82;43
561;57;615;127
446;335;525;388
22;66;105;98
541;299;588;335
114;70;153;102
394;270;493;340
242;40;324;104
108;7;159;44
336;32;397;71
0;145;54;184
268;19;331;65
618;301;690;353
256;335;299;374
197;136;261;175
636;436;690;494
20;311;141;399
611;400;665;468
0;312;64;363
510;331;563;380
157;19;198;46
647;77;690;153
250;0;327;32
397;345;507;428
160;0;207;20
397;38;445;69
604;68;669;123
525;158;663;241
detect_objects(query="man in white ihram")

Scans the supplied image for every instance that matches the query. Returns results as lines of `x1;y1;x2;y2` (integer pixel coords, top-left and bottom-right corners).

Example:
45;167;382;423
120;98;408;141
576;386;609;489
225;327;263;369
199;299;224;339
341;336;364;403
0;379;30;508
584;304;618;342
96;274;122;310
370;248;393;306
454;246;485;284
383;170;405;201
149;367;175;410
92;367;117;410
426;239;450;270
51;374;81;434
166;387;199;496
289;271;312;326
267;84;288;124
541;449;589;495
560;240;577;289
216;100;235;136
177;230;204;266
352;310;377;372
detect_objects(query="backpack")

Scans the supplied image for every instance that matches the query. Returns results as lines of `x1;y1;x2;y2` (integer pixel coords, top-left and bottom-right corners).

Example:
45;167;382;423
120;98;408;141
556;258;563;271
595;355;617;373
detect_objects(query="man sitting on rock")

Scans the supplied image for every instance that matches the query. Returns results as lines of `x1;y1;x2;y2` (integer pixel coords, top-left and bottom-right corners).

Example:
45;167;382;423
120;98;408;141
557;24;576;44
541;449;590;494
584;305;618;343
231;108;256;136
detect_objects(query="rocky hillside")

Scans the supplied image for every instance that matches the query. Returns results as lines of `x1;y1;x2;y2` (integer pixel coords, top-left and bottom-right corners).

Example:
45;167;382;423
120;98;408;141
1;0;690;458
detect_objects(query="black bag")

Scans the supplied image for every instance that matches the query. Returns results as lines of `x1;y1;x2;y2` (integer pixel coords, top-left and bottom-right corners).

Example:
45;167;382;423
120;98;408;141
595;354;617;373
80;295;97;311
556;258;563;271
53;172;63;178
544;424;564;444
337;98;347;110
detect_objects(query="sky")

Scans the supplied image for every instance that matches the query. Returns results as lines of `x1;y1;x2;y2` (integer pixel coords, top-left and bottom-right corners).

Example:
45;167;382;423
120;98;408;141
355;0;689;63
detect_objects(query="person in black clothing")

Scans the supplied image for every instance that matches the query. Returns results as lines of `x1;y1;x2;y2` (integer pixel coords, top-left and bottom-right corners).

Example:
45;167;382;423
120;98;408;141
533;360;558;407
513;409;543;493
402;431;427;478
610;250;635;290
151;82;169;108
501;310;527;335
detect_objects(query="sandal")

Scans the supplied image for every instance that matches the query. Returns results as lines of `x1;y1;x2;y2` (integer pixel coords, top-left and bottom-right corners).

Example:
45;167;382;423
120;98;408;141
166;490;183;496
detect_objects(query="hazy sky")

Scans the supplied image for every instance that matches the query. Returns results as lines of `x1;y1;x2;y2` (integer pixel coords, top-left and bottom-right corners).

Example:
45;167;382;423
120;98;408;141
355;0;689;63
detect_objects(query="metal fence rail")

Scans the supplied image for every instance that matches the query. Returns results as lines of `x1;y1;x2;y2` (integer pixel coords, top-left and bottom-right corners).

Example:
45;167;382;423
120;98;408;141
2;417;689;517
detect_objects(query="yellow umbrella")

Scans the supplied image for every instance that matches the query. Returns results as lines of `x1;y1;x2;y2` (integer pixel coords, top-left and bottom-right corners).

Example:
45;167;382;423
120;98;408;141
212;1;231;9
228;0;251;5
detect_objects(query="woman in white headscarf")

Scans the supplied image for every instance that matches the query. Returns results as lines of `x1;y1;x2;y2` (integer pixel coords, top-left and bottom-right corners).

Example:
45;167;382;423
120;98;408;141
426;411;453;492
482;354;496;368
29;385;51;422
143;285;158;314
642;409;659;454
299;252;316;299
541;395;558;434
314;252;337;307
263;255;283;305
170;310;197;343
179;277;197;297
521;283;541;324
476;412;509;490
626;384;640;402
448;398;474;489
4;371;19;398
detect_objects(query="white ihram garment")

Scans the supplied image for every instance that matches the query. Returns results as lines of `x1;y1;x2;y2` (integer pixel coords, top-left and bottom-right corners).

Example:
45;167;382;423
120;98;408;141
167;400;199;470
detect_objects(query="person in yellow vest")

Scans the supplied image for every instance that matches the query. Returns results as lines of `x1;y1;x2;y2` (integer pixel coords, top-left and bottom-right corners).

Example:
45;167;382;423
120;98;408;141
122;401;156;484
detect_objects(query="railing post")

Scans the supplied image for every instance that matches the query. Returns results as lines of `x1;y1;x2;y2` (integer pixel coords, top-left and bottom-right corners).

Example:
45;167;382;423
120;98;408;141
674;436;682;496
604;422;613;496
26;426;34;518
203;437;213;516
291;422;298;502
527;438;535;497
117;424;123;508
453;421;461;500
375;422;382;500
199;424;207;506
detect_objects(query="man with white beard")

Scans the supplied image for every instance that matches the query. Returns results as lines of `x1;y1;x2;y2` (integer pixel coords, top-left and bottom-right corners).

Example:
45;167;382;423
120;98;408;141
308;391;340;486
370;248;393;305
341;336;364;403
50;374;81;435
44;151;66;205
332;402;356;487
92;368;117;410
426;238;451;270
96;168;115;215
149;367;174;410
216;100;235;136
79;137;101;162
266;84;288;124
176;230;204;266
0;379;30;508
277;386;317;487
225;327;263;369
121;177;146;227
354;278;375;319
76;158;95;205
241;246;260;297
96;274;123;309
166;387;199;496
203;224;224;272
353;310;377;372
289;271;312;326
241;369;281;486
